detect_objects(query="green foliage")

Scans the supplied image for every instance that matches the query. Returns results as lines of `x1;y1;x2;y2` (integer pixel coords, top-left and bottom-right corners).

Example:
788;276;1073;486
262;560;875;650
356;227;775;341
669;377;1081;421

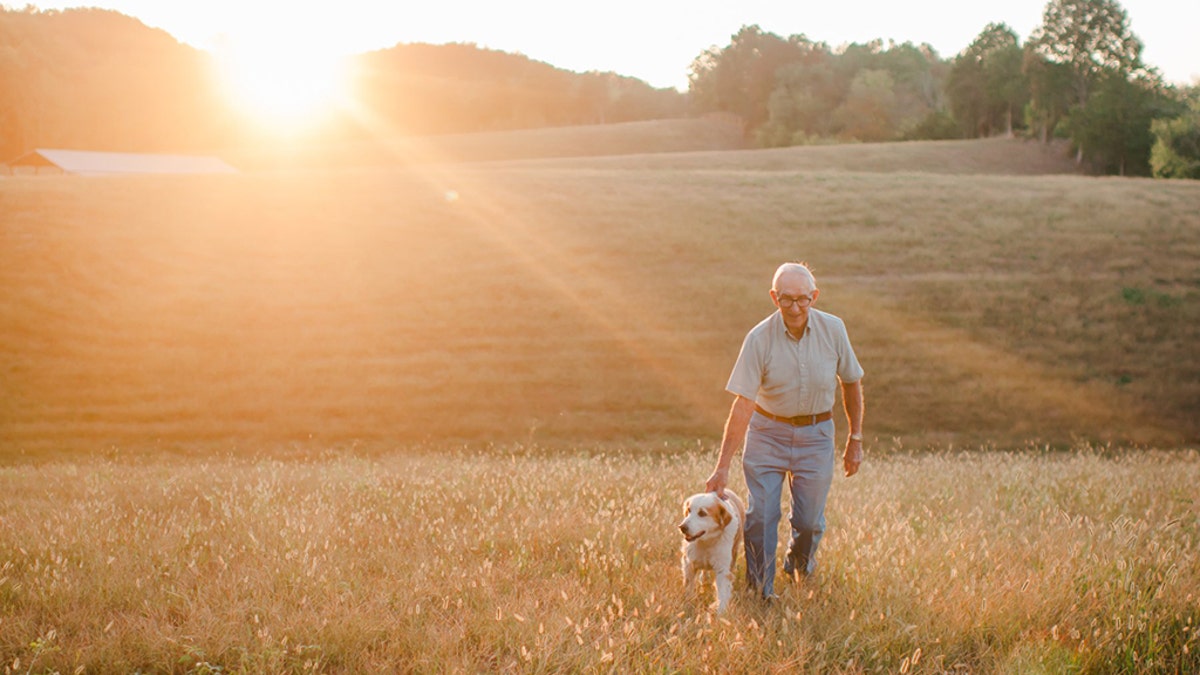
1029;0;1146;106
694;1;1175;162
947;23;1028;137
1023;0;1183;175
761;57;844;143
745;37;949;145
1069;72;1173;175
903;110;962;140
687;25;817;132
835;69;899;142
1023;46;1076;143
1150;98;1200;178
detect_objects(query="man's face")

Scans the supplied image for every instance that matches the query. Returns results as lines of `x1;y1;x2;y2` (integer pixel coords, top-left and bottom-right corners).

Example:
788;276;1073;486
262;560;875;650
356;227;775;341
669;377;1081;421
771;274;819;334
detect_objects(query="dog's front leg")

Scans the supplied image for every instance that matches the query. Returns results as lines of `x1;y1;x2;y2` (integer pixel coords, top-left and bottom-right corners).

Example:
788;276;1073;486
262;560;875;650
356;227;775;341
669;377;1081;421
714;569;733;614
682;555;697;596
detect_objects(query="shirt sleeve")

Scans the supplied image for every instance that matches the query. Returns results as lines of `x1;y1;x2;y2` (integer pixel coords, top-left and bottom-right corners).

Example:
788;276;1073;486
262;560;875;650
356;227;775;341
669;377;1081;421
837;322;865;384
725;329;764;400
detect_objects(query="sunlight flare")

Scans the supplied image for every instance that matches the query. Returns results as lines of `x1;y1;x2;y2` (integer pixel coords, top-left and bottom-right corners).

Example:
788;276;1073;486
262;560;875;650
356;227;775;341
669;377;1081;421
214;36;350;133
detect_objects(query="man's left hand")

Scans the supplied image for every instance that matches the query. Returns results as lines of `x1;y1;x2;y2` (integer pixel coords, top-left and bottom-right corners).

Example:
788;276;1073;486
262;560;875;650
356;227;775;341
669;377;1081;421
843;439;863;477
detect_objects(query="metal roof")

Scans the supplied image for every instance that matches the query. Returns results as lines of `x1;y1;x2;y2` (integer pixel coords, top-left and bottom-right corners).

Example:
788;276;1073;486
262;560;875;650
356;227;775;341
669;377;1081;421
6;149;237;175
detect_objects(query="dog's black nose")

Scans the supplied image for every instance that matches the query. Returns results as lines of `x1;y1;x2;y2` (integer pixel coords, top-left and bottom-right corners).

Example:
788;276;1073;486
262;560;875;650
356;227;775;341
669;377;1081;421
678;524;688;534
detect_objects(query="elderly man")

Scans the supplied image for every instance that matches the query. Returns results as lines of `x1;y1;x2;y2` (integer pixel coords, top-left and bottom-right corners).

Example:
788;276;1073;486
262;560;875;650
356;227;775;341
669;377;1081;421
705;262;865;600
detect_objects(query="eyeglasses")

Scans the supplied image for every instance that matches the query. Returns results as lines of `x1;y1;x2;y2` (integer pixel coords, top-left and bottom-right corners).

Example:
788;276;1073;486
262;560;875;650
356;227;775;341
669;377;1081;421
776;293;814;308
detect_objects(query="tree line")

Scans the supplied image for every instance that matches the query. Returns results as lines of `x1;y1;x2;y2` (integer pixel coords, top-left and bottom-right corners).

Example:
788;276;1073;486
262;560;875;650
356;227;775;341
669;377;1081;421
2;2;1197;178
0;7;685;161
689;0;1198;177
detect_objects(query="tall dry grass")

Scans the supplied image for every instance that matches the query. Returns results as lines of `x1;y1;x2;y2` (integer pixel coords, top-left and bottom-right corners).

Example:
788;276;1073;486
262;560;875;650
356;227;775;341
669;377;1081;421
1;446;1196;672
2;136;1197;456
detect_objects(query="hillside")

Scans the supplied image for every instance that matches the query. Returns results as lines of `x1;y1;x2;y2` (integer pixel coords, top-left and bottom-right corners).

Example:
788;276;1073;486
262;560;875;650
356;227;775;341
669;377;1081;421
228;123;1084;174
546;136;1088;176
226;117;750;170
1;136;1196;457
0;7;685;160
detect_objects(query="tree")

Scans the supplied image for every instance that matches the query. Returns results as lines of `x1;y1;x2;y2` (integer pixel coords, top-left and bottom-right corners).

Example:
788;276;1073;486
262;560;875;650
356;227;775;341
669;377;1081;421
757;54;841;146
947;48;987;137
875;41;948;136
949;23;1027;137
1028;0;1149;163
834;69;898;142
981;29;1028;135
688;25;813;132
1028;0;1145;107
1150;95;1200;178
1071;72;1169;175
1023;45;1075;143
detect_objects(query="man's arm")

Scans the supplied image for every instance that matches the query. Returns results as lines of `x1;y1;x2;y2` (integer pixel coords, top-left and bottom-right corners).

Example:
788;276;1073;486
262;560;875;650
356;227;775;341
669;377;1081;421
705;395;756;496
841;379;864;477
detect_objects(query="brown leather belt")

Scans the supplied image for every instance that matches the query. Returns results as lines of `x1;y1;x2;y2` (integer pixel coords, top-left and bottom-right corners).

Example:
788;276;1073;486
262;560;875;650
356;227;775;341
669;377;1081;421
754;405;832;427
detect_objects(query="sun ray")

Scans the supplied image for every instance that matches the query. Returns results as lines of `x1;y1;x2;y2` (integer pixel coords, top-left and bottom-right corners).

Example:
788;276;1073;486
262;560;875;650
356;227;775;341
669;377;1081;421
214;36;350;135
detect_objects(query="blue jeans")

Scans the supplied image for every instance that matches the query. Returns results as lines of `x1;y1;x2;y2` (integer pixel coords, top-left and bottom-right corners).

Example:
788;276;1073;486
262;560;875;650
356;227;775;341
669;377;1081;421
742;412;836;597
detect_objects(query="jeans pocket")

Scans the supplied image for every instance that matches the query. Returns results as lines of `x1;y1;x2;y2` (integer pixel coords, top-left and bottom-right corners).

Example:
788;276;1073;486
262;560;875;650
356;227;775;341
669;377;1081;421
749;413;790;446
817;419;835;440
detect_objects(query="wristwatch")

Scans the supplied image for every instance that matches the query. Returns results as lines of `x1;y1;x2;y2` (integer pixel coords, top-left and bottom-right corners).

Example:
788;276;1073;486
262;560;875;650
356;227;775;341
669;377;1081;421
849;433;863;442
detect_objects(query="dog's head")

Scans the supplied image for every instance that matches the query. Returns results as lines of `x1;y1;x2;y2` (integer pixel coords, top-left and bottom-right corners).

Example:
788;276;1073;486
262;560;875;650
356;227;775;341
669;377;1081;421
678;492;735;543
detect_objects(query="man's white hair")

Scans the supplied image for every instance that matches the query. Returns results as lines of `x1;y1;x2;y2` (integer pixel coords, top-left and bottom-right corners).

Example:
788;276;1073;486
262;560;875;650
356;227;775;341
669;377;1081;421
772;262;817;292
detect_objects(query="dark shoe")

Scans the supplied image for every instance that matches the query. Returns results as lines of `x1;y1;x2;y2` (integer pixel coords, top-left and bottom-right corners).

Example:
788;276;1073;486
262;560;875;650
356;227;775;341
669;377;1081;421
783;559;805;584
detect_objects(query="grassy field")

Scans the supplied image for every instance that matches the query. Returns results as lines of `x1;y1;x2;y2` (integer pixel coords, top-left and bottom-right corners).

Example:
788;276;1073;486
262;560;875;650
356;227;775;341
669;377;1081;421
1;447;1197;673
2;123;1199;671
226;116;751;170
2;125;1197;455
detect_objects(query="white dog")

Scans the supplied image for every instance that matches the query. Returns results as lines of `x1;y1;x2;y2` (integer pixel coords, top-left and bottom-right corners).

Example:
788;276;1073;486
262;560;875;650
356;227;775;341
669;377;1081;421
678;490;745;613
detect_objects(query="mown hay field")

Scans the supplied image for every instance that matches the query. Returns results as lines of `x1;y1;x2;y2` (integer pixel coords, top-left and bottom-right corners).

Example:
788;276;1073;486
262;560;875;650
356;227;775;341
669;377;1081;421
2;132;1197;455
1;447;1197;673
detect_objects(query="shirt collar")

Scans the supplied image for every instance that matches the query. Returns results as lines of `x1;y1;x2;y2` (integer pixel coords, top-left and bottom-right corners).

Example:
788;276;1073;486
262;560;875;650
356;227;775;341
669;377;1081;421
775;310;810;341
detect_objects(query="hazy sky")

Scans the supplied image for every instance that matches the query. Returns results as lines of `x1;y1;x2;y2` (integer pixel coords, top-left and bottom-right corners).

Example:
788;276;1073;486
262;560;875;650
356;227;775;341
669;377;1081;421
17;0;1199;89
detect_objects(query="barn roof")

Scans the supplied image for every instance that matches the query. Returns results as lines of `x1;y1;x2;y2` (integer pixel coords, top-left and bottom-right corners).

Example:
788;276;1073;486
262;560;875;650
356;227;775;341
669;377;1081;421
6;149;237;175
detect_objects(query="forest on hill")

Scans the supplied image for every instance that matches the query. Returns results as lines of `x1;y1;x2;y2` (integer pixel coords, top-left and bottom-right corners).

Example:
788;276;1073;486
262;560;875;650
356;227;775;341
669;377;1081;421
1;0;1198;177
0;7;685;160
688;3;1199;178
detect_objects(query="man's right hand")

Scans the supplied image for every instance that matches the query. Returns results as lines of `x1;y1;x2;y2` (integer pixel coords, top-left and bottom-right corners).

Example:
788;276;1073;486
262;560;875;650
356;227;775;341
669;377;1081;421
705;466;729;497
706;395;753;499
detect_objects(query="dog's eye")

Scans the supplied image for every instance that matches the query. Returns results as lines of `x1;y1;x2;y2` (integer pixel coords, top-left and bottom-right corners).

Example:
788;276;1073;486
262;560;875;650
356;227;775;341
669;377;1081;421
698;509;707;517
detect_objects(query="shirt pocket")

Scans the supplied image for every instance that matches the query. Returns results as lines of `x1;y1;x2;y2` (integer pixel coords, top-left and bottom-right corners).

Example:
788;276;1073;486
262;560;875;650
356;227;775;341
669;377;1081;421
814;344;838;391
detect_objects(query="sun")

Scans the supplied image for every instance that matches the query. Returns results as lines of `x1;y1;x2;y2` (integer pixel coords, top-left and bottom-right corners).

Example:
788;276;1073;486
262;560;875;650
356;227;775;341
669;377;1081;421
215;38;351;134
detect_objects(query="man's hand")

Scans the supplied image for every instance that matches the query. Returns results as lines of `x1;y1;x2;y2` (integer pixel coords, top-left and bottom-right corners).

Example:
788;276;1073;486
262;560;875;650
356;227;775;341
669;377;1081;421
843;438;863;477
705;466;729;497
706;396;754;498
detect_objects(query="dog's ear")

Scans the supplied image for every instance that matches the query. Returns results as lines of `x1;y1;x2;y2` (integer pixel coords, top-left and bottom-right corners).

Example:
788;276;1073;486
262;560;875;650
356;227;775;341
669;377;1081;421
714;500;731;529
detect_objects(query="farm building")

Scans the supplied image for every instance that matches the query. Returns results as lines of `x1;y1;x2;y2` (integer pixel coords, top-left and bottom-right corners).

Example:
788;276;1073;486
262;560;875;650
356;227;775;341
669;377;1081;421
2;149;237;176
